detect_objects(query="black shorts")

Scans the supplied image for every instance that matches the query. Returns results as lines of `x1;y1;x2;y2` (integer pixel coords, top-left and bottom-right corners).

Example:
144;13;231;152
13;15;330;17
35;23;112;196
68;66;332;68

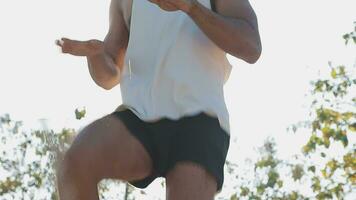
111;108;230;192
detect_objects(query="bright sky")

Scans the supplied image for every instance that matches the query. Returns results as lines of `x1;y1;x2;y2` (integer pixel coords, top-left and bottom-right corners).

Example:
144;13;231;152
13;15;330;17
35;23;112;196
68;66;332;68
0;0;355;199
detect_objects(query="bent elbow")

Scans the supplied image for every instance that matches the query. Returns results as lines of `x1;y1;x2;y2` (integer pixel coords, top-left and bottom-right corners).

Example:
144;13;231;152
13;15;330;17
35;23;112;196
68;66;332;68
246;51;261;64
97;73;121;90
100;84;115;90
229;41;262;64
245;43;262;64
100;79;120;90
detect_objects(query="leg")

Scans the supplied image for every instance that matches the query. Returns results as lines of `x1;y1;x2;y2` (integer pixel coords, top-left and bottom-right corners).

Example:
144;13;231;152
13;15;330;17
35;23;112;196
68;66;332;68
56;113;153;200
165;161;218;200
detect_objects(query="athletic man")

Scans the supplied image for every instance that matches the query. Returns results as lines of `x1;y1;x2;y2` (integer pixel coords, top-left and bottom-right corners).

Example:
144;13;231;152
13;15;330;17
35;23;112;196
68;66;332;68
55;0;261;199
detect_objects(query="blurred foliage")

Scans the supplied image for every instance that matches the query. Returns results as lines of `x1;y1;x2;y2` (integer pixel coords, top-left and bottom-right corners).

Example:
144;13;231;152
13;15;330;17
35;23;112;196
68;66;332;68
226;23;356;200
298;23;356;199
225;139;310;200
0;113;74;199
342;22;356;45
0;110;135;200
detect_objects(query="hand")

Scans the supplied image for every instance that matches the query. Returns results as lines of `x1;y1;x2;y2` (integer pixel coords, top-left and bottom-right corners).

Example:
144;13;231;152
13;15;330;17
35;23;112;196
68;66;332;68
147;0;197;13
55;38;104;57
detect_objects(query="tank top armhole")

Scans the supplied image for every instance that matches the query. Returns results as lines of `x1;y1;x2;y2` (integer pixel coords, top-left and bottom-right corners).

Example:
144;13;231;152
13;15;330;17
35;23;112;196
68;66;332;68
210;0;217;12
121;0;133;31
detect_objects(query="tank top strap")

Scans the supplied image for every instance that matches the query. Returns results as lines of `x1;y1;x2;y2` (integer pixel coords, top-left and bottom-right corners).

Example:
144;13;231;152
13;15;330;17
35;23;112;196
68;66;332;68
210;0;217;12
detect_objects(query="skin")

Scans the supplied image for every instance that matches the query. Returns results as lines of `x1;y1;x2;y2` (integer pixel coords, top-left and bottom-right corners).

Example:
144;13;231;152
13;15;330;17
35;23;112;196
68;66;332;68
148;0;261;64
55;0;261;199
55;0;261;90
56;114;153;200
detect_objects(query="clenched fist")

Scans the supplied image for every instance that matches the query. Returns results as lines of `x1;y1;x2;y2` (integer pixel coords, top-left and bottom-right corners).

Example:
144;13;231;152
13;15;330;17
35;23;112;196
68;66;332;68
55;38;104;57
147;0;198;13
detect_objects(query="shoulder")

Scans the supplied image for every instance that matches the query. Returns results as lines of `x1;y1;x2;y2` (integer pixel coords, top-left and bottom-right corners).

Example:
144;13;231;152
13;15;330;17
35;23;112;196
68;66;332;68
215;0;255;13
119;0;133;31
215;0;258;27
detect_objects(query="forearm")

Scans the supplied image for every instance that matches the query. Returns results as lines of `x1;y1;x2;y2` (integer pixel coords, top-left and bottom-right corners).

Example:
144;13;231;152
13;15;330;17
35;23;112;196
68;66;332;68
187;2;261;63
86;50;120;90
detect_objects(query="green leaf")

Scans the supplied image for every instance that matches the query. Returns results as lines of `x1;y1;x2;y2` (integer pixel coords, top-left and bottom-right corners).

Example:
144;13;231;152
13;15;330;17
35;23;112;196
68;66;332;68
308;166;316;173
323;137;330;148
342;112;354;120
256;184;266;194
339;66;346;76
277;180;283;188
266;170;279;188
326;159;338;171
316;191;333;199
343;34;350;45
230;193;238;200
292;164;304;181
340;135;348;147
312;177;321;192
331;68;337;79
75;107;86;120
343;33;350;40
321;169;328;178
240;187;250;196
349;123;356;132
288;191;300;200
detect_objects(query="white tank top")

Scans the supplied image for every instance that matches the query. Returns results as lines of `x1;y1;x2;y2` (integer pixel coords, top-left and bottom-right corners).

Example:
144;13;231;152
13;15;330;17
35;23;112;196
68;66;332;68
116;0;233;135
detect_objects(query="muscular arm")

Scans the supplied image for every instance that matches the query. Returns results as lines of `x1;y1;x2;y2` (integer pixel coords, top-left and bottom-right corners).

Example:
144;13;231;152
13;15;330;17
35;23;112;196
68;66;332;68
188;0;262;64
56;0;129;90
149;0;262;64
86;0;129;89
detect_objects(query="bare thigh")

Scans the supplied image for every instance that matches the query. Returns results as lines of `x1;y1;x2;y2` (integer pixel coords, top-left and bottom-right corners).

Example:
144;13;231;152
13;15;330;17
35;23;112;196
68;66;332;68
62;113;153;183
166;162;218;200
